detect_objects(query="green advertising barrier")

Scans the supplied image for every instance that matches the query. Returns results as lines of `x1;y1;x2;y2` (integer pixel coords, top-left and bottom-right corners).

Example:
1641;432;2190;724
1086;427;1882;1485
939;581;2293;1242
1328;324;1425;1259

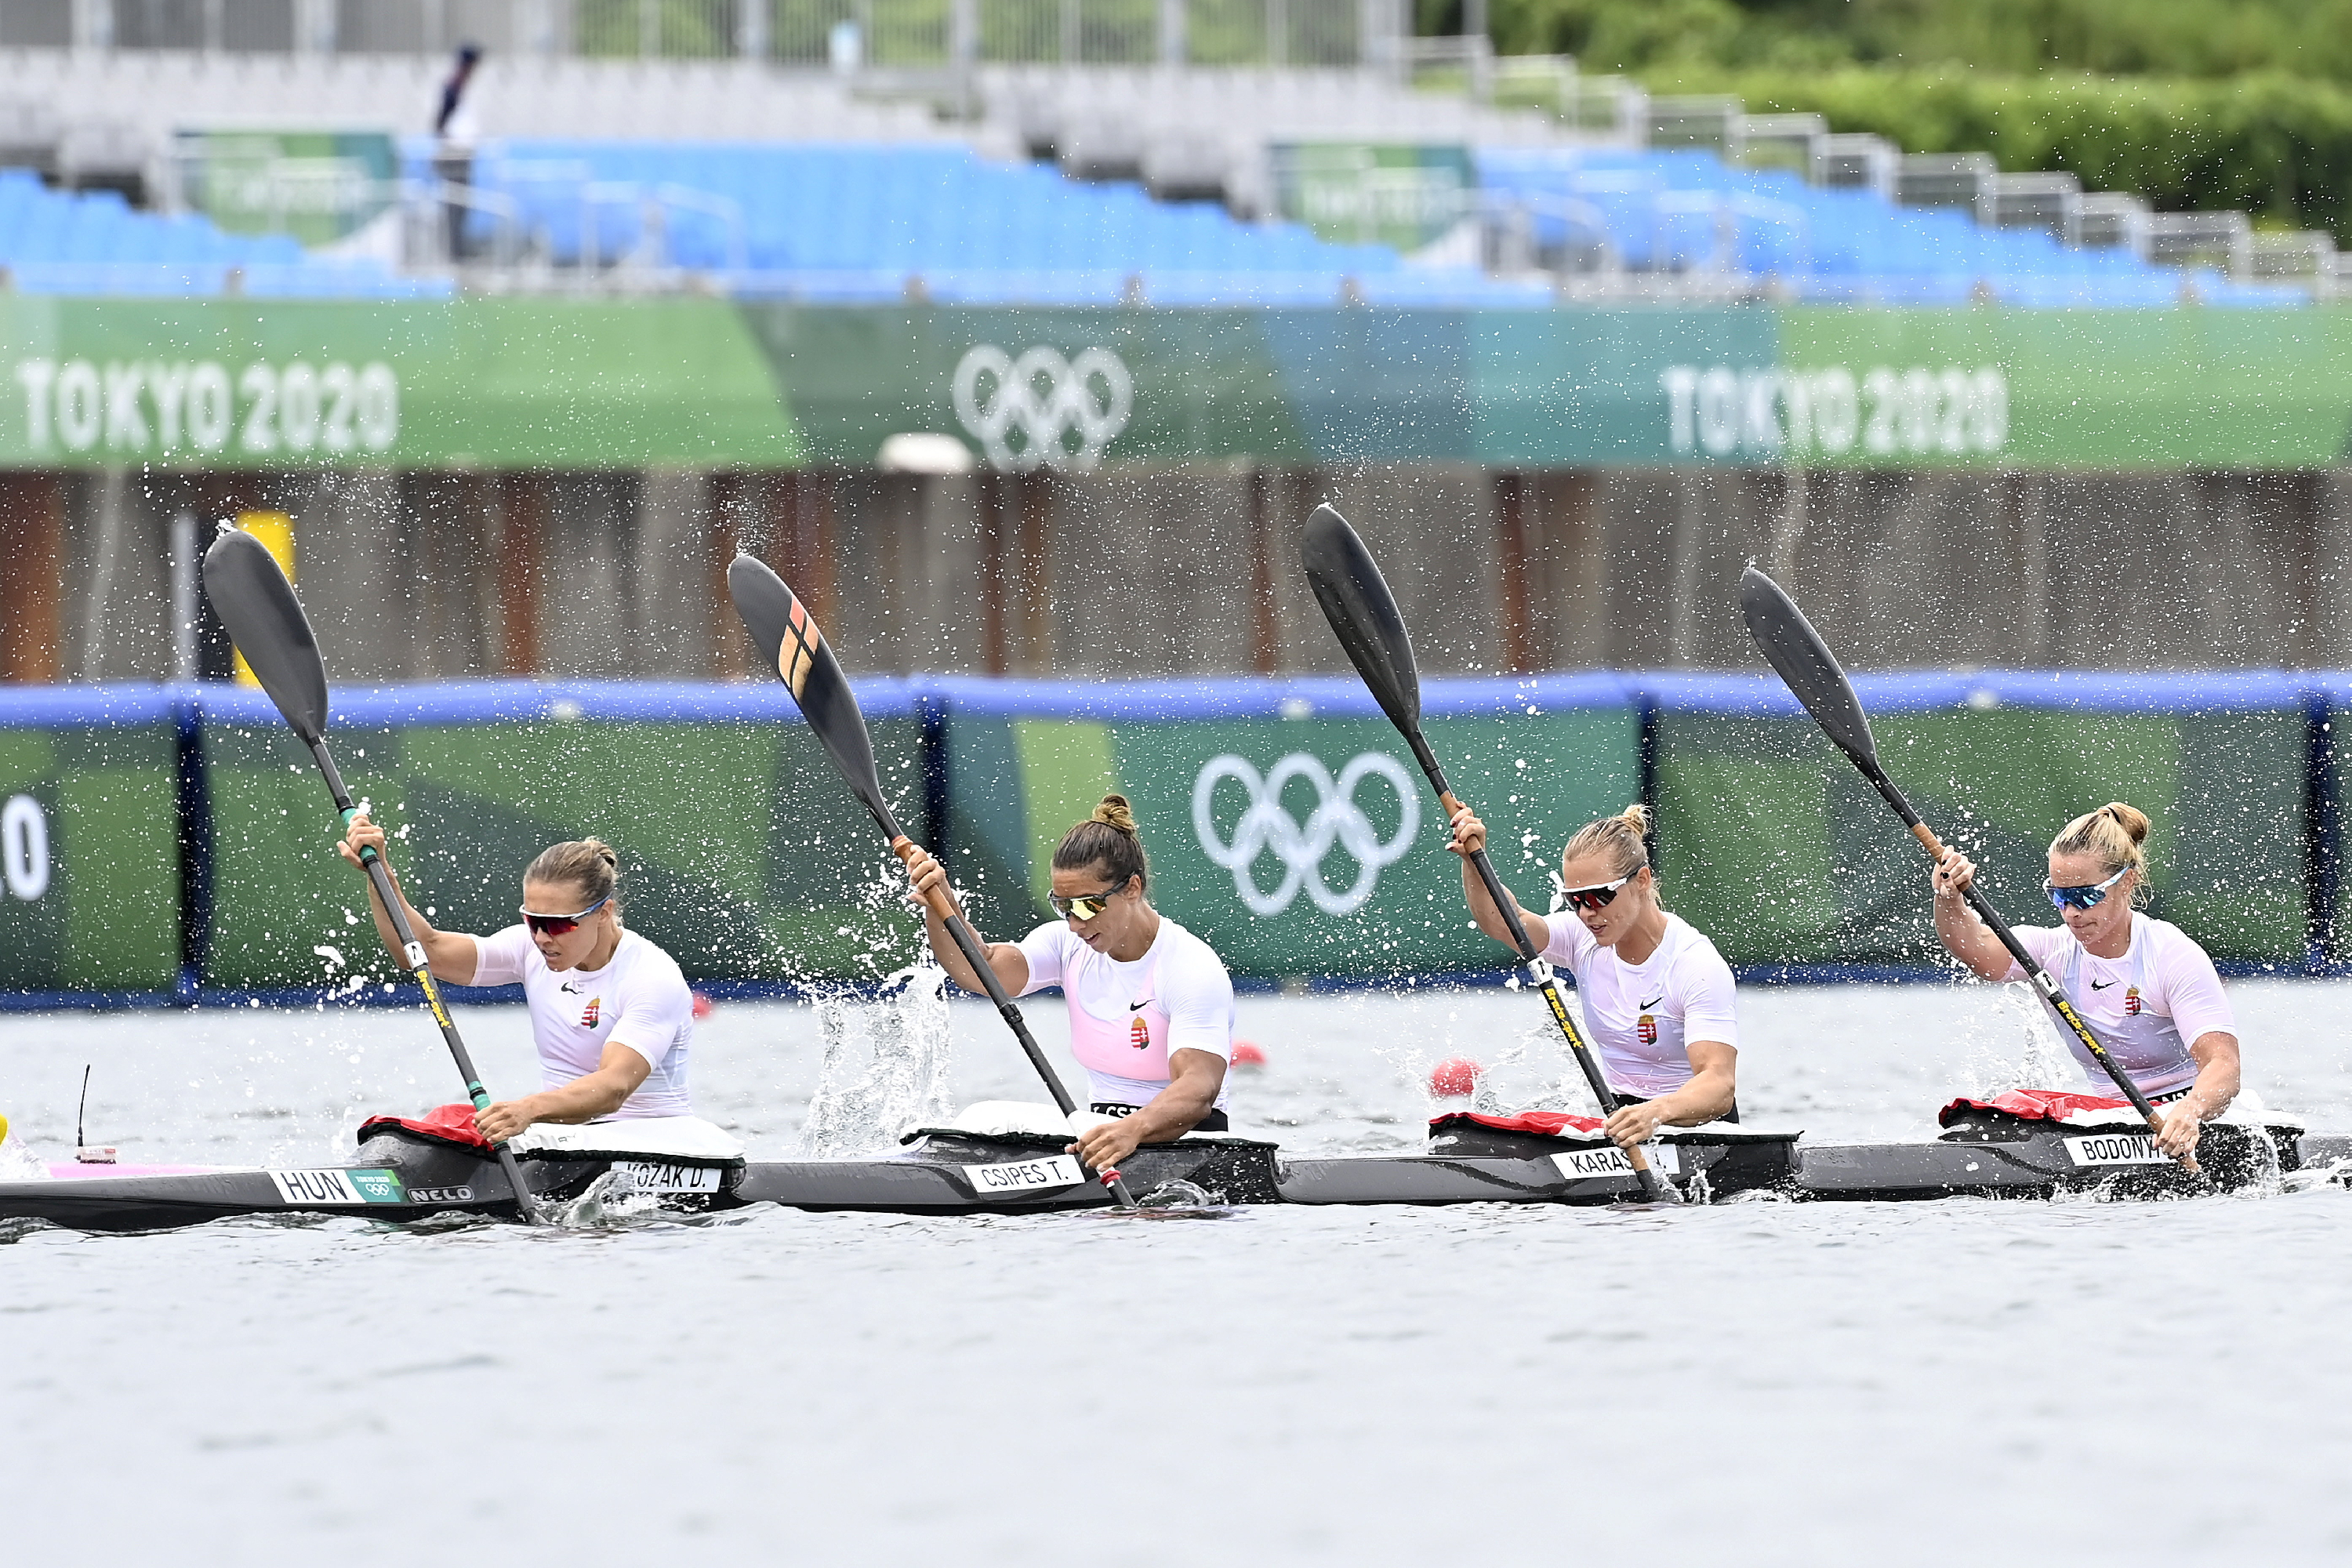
930;676;1642;980
2;673;2341;1006
0;688;184;996
194;681;929;993
1649;673;2314;970
741;300;2352;473
0;295;799;470
16;293;2352;474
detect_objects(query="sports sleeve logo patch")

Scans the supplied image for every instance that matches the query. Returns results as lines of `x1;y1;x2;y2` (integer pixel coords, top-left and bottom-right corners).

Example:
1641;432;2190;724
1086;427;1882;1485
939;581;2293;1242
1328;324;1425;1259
580;996;601;1028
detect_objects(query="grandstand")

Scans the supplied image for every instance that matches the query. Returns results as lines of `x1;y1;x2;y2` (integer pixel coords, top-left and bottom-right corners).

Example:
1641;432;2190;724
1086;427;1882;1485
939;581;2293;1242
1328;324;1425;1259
0;6;2337;307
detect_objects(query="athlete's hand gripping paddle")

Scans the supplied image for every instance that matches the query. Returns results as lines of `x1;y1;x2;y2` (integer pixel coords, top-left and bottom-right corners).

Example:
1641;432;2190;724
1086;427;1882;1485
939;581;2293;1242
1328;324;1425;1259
201;527;546;1222
724;554;1138;1208
1301;504;1673;1202
1738;564;2200;1175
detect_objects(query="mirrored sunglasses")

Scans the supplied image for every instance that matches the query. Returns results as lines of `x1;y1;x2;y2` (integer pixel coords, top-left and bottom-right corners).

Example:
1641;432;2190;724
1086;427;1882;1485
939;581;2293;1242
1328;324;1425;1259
1563;870;1641;913
2045;866;2129;913
520;894;611;937
1050;884;1126;921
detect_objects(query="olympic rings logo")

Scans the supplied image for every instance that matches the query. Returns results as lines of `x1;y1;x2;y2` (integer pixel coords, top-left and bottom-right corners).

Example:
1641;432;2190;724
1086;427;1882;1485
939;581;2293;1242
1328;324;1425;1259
1191;753;1421;917
951;344;1134;473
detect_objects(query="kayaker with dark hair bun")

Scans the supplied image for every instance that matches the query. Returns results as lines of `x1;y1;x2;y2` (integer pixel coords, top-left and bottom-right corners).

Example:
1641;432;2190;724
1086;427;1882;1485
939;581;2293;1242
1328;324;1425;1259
339;815;697;1142
903;793;1236;1173
1933;800;2241;1159
1447;800;1740;1149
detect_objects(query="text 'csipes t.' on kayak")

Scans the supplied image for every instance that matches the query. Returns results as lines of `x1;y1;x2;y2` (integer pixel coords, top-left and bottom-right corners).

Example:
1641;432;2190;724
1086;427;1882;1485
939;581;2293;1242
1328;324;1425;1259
1;1090;2343;1232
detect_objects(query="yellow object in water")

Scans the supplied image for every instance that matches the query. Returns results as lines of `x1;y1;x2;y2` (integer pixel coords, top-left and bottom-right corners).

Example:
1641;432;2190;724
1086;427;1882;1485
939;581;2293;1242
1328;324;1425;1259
230;511;296;687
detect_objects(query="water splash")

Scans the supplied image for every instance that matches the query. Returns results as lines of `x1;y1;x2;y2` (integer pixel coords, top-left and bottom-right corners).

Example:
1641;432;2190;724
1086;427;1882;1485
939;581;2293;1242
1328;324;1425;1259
797;963;955;1157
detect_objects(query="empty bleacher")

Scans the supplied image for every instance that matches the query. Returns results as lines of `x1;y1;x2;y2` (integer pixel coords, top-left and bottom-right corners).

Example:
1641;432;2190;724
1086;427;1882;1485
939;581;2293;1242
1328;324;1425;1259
0;38;2334;307
0;167;445;296
456;138;1546;305
1477;147;2308;308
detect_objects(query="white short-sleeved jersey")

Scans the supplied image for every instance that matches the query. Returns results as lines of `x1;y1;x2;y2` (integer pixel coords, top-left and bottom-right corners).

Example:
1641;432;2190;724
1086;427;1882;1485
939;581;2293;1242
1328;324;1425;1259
2005;913;2234;1098
470;925;695;1118
1016;917;1236;1110
1540;911;1740;1098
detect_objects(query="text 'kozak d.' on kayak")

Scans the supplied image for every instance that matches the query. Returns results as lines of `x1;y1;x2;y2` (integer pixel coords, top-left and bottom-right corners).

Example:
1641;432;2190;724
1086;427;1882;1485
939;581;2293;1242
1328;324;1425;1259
900;794;1239;1174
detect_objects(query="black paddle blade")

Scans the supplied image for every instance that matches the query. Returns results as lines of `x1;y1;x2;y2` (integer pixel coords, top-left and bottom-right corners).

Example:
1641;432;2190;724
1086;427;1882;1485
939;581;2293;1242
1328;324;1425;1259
1301;503;1421;732
201;526;329;743
1740;565;1878;767
725;554;897;837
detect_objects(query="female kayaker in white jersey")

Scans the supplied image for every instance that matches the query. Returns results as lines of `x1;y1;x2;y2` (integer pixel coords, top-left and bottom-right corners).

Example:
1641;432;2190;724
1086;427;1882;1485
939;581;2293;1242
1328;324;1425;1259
1931;801;2240;1160
339;816;697;1141
902;794;1236;1174
1448;802;1740;1149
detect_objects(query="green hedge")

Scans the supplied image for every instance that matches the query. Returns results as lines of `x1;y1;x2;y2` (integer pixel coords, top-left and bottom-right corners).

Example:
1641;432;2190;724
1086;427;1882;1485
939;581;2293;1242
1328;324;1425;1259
1627;66;2352;241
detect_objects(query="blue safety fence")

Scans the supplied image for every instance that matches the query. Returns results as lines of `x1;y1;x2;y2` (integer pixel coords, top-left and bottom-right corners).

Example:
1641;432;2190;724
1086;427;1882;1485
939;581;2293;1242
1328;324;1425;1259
0;671;2341;1007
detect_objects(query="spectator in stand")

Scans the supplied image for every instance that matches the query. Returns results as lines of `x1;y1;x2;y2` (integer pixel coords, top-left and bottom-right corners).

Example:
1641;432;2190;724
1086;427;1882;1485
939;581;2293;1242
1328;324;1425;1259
434;42;482;261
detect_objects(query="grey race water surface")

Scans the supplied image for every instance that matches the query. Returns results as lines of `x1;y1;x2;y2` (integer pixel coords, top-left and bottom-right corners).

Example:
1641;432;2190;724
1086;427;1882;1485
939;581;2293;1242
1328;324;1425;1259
3;975;2349;1563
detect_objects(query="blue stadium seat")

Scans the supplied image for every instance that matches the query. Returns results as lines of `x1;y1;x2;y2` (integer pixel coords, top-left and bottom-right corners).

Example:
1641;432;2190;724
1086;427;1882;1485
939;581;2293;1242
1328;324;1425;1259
468;137;1495;307
1472;143;2295;308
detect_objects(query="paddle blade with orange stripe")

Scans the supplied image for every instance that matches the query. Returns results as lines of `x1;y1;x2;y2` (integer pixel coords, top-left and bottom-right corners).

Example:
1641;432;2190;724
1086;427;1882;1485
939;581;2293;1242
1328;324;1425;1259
726;553;901;841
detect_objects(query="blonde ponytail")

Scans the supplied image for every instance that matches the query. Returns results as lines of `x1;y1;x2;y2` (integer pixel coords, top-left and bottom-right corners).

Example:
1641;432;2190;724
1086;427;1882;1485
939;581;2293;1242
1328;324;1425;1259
1560;803;1652;881
524;837;622;913
2049;801;2152;905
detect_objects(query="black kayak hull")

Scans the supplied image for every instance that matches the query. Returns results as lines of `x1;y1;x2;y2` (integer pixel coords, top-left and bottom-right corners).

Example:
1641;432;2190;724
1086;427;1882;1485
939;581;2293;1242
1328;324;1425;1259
735;1129;1286;1214
2;1120;2342;1232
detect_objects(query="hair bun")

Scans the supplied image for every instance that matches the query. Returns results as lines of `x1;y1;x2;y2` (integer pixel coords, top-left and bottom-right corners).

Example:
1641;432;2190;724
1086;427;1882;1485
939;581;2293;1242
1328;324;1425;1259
2101;803;2151;844
1091;793;1138;834
1617;803;1653;839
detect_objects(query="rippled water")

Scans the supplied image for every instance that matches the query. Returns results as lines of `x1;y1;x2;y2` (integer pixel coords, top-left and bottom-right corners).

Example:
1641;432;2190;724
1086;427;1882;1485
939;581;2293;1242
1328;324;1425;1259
5;977;2349;1561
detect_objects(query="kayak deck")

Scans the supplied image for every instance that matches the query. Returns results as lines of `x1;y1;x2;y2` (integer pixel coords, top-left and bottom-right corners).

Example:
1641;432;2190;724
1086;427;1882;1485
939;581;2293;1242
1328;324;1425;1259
0;1117;2340;1232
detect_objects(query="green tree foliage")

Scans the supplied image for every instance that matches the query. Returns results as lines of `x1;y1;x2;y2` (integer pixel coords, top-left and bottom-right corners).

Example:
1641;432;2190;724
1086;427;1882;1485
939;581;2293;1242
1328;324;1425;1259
1655;69;2352;237
1470;0;2352;78
1421;0;2352;238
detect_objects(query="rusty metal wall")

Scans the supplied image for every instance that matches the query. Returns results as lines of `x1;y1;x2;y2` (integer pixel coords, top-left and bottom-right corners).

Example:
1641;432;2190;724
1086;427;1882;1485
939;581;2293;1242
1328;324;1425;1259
14;464;2352;684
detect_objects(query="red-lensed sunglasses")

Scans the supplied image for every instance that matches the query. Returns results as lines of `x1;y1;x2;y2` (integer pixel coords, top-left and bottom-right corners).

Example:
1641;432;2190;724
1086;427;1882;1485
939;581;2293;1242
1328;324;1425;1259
1561;869;1642;913
520;895;610;937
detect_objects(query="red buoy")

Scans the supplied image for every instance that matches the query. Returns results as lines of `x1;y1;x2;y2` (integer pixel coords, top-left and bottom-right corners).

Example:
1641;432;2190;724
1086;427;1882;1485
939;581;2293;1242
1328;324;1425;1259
691;991;715;1021
1231;1041;1268;1069
1428;1057;1481;1098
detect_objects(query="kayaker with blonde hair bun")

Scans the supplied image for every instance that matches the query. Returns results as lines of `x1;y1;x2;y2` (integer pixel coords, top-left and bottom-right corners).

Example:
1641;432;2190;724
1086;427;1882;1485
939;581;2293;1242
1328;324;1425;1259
1932;800;2241;1158
902;793;1237;1172
1447;800;1740;1149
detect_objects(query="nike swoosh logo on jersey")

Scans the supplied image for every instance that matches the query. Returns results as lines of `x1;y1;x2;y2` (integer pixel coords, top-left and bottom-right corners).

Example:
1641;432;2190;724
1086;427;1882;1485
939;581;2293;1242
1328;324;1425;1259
2090;979;2117;990
1129;999;1152;1011
1638;996;1663;1011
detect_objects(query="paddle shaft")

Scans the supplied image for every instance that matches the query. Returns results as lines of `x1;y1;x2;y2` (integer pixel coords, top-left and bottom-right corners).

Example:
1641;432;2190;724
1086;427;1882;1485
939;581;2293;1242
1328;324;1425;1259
1847;750;2197;1171
1403;735;1668;1198
877;829;1138;1207
312;741;546;1220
